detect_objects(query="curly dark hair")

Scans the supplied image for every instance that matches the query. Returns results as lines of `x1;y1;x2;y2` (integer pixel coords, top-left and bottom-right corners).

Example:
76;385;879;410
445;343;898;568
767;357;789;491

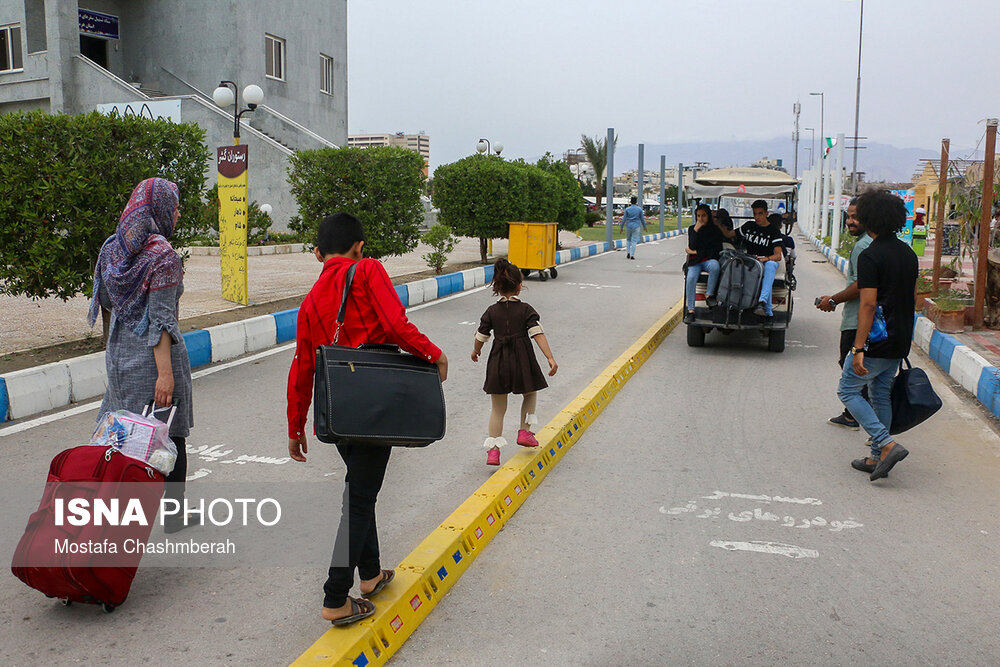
855;191;907;236
491;258;523;296
716;208;734;230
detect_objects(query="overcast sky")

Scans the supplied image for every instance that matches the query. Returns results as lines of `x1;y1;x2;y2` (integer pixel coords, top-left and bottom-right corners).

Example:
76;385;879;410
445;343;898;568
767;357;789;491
347;0;999;173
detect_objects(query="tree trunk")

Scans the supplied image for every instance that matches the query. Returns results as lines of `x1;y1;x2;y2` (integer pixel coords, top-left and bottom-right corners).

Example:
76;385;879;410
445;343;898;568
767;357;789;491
985;248;1000;328
479;237;488;264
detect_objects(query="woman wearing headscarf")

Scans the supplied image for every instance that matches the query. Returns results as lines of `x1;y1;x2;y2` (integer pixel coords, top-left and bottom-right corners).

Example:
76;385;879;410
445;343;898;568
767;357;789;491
88;177;193;533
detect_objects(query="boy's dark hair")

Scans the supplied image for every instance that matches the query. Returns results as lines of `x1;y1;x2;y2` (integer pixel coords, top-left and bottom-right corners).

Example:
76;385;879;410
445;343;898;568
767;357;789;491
630;196;638;204
491;258;523;296
316;212;366;256
767;213;782;226
751;199;768;212
856;191;907;236
716;207;734;230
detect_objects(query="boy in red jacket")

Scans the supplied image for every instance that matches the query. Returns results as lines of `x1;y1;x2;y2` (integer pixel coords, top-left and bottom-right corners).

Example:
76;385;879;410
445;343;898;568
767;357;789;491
286;212;448;625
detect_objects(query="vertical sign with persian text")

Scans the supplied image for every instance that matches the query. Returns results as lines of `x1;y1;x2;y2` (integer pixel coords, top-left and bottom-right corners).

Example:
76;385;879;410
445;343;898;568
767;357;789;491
217;145;249;305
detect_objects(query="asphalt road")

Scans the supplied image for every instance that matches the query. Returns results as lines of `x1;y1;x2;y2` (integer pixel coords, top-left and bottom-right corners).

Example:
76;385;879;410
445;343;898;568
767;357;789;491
2;234;998;665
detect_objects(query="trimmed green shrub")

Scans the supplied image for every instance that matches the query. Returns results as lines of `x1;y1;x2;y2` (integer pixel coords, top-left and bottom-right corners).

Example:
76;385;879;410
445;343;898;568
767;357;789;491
0;111;210;300
421;224;457;274
536;153;585;232
287;146;425;259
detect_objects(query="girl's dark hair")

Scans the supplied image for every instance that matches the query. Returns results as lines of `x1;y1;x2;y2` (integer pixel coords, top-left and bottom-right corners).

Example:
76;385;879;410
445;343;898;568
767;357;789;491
695;203;712;223
491;258;523;295
716;208;734;230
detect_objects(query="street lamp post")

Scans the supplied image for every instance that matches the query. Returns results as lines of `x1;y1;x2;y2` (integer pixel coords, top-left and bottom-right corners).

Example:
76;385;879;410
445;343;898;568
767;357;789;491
212;81;264;145
476;138;504;157
804;127;816;168
850;0;865;194
810;92;824;159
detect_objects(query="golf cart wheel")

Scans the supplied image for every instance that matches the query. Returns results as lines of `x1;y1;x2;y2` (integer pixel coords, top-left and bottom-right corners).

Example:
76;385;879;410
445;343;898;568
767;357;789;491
520;268;531;278
549;267;558;279
686;324;706;347
768;329;786;353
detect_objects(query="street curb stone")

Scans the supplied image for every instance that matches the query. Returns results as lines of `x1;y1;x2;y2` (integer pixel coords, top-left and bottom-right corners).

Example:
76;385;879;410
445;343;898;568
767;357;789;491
0;231;682;422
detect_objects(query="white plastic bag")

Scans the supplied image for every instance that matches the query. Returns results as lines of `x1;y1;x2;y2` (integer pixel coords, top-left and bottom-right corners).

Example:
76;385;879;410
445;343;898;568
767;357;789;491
91;409;177;475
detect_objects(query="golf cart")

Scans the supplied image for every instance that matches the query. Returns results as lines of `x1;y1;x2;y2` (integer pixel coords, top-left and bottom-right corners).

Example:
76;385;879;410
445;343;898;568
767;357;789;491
682;168;798;353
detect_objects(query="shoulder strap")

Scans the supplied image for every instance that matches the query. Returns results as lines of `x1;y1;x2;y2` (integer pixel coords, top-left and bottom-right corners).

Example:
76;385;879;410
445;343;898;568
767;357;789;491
333;262;359;345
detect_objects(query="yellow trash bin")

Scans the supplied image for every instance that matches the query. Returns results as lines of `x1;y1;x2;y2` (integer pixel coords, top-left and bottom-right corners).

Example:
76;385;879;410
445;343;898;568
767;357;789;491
507;222;558;281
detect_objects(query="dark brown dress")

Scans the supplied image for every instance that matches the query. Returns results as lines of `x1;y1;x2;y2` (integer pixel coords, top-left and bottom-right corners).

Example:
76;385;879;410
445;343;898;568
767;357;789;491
479;299;548;395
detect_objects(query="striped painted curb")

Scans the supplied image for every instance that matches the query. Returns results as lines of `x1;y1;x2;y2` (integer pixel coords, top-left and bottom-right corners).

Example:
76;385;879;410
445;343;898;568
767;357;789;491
0;231;683;423
292;300;685;666
806;229;1000;422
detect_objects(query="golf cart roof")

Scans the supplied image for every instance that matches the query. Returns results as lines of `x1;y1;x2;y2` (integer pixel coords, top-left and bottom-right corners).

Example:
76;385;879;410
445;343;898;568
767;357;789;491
686;167;799;198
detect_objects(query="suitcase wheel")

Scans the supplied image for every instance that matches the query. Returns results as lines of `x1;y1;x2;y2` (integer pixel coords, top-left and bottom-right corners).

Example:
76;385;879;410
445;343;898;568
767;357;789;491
59;598;72;606
101;602;116;614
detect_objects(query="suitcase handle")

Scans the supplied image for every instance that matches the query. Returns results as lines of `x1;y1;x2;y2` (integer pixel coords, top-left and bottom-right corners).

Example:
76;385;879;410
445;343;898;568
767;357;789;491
142;401;177;428
357;343;401;353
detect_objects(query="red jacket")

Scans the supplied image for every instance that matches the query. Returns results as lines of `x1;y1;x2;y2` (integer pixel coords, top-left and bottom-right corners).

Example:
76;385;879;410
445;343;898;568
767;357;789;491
286;256;442;438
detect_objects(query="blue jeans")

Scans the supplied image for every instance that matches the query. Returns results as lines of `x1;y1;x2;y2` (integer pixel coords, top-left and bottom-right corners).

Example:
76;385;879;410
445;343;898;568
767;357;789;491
758;260;779;315
685;259;720;310
837;352;900;459
626;227;642;256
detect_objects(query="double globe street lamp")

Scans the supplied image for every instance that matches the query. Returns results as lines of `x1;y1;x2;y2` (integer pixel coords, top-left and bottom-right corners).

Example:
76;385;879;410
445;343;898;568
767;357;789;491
476;138;504;156
212;81;264;145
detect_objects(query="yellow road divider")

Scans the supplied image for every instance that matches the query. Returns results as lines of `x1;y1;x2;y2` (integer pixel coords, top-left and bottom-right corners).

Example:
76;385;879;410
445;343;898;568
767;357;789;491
292;300;684;667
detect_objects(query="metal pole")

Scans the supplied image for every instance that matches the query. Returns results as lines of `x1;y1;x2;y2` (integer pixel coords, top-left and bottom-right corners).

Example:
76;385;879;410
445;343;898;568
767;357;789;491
793;102;801;180
659;154;666;234
676;163;684;232
850;0;864;194
932;138;950;296
974;120;998;328
638;143;645;219
820;152;830;239
832;133;845;253
690;167;698;229
605;127;615;248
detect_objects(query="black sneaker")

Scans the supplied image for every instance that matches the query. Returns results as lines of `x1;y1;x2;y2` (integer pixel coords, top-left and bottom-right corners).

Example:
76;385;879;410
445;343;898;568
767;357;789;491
828;414;860;430
706;296;718;308
753;301;768;316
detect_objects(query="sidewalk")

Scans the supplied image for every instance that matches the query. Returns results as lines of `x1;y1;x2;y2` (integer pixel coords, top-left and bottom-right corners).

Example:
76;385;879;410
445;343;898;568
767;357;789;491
0;232;587;357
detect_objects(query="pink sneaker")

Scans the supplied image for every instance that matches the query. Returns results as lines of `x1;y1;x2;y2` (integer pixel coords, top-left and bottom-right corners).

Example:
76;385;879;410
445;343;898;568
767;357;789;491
516;429;539;447
486;446;500;466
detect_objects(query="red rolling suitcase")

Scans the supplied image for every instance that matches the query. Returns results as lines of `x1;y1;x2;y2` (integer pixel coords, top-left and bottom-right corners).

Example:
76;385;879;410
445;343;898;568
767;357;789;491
11;406;171;613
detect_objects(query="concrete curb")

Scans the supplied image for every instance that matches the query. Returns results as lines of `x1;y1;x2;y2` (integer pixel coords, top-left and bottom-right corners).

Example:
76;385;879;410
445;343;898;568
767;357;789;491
0;231;683;422
806;230;1000;422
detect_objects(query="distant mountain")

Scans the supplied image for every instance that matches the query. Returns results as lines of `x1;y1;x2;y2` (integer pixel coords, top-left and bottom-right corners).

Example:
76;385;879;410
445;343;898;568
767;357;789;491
606;139;960;184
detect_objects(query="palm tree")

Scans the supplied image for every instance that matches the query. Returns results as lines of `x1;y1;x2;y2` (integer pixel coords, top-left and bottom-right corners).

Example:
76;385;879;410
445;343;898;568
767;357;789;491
580;133;617;210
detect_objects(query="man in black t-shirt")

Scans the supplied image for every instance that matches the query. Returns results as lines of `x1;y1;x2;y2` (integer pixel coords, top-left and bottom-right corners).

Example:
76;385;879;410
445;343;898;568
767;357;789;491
836;191;918;481
716;200;783;318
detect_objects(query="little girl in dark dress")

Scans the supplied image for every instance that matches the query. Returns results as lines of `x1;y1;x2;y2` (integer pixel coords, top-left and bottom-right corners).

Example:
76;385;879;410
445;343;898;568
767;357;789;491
472;259;558;466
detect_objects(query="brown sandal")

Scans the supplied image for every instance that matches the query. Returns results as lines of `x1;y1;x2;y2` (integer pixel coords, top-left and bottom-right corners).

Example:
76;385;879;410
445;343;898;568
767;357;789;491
361;569;395;598
330;597;375;626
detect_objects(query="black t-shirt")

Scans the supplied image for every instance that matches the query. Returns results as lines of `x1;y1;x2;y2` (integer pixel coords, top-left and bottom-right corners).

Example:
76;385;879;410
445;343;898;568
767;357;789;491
857;235;918;359
736;221;782;257
687;224;723;263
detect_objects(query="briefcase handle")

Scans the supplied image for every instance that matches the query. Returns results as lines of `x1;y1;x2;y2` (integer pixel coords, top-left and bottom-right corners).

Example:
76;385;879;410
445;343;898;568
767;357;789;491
331;262;359;345
358;343;401;353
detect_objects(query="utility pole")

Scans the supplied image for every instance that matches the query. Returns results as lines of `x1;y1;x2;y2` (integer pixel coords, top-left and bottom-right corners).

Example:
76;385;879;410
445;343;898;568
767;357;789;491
932;138;950;296
605;127;615;248
638;143;645;212
659;155;666;234
974;120;998;328
832;133;845;253
676;163;684;232
793;102;801;179
851;0;865;194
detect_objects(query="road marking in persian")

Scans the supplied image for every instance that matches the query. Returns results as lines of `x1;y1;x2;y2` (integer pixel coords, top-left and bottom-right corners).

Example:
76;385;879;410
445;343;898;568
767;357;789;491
702;491;822;505
710;540;819;559
565;282;622;290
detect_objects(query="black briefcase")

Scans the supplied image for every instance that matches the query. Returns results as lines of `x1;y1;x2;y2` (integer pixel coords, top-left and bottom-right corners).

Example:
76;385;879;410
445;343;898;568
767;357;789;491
312;263;446;447
889;357;942;435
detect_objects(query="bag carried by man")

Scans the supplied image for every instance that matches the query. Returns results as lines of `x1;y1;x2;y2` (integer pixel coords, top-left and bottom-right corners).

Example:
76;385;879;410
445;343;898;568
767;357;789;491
889;357;942;435
717;250;764;311
313;263;447;447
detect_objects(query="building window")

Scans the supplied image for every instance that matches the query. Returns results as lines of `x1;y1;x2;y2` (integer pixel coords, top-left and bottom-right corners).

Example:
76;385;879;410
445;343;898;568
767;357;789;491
320;53;334;95
265;34;285;81
1;24;24;73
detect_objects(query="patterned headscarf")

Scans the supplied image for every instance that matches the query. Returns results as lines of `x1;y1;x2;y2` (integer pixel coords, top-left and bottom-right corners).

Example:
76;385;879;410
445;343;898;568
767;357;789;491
88;178;183;336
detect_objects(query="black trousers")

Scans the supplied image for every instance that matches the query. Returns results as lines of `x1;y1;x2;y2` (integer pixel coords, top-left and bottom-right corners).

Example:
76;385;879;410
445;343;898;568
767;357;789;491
165;436;187;504
323;443;392;609
838;330;869;419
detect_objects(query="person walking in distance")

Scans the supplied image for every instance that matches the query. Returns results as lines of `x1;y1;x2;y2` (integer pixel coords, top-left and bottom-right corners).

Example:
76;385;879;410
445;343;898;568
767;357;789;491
816;198;872;429
472;259;558;466
836;191;918;481
620;196;647;260
286;213;449;626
